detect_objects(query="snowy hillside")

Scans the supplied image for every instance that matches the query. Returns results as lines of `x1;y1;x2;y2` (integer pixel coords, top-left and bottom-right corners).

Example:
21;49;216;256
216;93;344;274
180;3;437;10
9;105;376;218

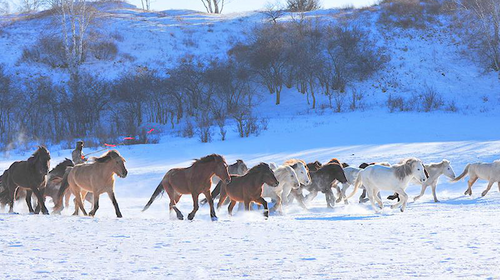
0;1;498;113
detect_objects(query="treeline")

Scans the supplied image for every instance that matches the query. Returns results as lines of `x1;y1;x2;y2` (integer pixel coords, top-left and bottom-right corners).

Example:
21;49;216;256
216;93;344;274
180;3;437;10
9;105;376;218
0;16;385;147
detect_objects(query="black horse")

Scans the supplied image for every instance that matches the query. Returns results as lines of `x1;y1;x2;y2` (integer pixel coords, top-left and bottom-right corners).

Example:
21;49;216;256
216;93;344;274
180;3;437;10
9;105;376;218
0;146;51;214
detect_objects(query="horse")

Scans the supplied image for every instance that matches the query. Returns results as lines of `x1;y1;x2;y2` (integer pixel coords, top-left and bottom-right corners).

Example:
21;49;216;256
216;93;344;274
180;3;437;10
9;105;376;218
53;150;128;217
0;146;51;214
306;161;322;172
357;162;391;203
143;154;230;221
347;158;427;212
262;164;300;214
217;163;279;218
283;159;312;208
199;159;249;206
404;160;456;202
300;163;348;208
451;160;500;197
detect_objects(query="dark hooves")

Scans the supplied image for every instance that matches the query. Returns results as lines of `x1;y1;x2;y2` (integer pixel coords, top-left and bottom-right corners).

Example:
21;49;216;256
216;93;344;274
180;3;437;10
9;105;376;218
188;214;195;220
211;216;218;222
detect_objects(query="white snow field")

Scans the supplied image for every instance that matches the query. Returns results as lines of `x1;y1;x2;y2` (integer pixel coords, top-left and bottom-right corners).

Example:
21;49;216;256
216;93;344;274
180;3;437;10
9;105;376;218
1;111;500;279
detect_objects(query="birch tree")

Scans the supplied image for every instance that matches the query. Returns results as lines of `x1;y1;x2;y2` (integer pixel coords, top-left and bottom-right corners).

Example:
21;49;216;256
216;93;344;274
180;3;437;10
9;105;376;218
200;0;225;14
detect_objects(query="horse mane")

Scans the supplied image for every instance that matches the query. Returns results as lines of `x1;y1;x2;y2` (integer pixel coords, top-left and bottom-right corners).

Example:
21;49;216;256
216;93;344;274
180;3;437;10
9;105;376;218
393;158;420;180
49;158;73;175
246;163;270;174
27;146;50;164
426;159;449;169
95;150;124;163
192;154;224;166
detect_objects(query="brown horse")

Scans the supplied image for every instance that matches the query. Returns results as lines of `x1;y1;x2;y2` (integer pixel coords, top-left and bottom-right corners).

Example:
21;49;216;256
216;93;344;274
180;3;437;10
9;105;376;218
53;150;128;217
307;161;323;172
217;163;279;218
143;154;231;221
0;146;51;214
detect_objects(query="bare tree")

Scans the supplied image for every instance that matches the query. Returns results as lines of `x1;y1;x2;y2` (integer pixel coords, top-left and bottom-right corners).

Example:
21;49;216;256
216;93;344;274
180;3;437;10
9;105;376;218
140;0;151;11
17;0;43;12
261;1;285;24
54;0;98;75
286;0;321;12
200;0;225;14
457;0;500;72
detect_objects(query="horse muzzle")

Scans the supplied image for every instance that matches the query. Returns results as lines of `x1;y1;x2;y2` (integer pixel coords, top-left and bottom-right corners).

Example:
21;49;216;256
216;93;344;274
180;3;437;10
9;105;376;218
119;170;128;178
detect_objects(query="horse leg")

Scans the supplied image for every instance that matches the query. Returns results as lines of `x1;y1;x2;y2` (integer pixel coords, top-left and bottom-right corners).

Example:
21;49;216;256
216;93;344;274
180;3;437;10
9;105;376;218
187;192;200;221
202;189;217;221
325;189;335;208
481;181;494;197
332;182;342;203
391;188;408;212
31;188;49;215
227;200;236;216
414;184;428;202
64;191;71;208
365;187;379;212
256;197;269;218
107;191;122;218
73;190;87;216
25;190;35;213
465;176;478;196
431;183;439;202
244;199;251;211
359;188;369;203
340;183;350;205
372;188;383;209
89;193;100;217
8;186;18;213
305;189;318;204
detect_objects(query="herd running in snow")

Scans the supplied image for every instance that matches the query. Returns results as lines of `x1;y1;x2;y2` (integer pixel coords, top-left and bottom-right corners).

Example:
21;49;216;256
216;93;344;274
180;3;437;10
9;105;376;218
1;146;500;219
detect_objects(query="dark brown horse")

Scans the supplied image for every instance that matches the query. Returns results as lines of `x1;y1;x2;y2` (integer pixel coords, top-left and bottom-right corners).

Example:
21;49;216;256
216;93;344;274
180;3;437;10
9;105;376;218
0;146;51;214
216;163;279;218
307;161;322;172
302;163;348;208
143;154;231;221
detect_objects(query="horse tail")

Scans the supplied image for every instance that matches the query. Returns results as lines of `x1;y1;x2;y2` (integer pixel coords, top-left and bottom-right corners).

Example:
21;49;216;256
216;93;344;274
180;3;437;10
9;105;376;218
451;164;470;182
53;167;72;212
346;171;363;200
142;182;165;212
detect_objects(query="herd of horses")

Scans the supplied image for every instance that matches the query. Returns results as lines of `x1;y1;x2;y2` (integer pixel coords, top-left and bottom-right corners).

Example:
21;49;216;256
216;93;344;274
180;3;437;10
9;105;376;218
1;146;500;220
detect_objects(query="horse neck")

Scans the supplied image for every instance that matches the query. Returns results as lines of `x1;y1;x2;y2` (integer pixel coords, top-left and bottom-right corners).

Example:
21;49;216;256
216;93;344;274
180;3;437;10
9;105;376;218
427;162;445;177
192;161;216;180
97;161;116;179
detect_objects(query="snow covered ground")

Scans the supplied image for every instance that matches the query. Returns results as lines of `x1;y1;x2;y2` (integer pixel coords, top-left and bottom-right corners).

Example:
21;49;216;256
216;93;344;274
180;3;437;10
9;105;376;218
1;111;500;279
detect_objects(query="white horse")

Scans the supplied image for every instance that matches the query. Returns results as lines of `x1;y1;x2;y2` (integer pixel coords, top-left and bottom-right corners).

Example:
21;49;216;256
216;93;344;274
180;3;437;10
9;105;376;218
347;158;427;212
336;162;392;204
262;165;300;214
452;160;500;197
413;159;456;202
282;159;312;208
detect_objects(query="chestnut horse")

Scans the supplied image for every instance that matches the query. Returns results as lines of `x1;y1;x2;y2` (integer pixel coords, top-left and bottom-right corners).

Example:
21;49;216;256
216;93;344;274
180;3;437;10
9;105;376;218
217;163;279;218
143;154;230;221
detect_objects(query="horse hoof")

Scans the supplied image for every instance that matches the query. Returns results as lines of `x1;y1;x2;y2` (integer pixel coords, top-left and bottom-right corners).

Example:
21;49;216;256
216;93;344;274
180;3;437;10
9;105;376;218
400;208;404;212
481;192;487;197
434;200;440;203
188;214;195;220
211;216;218;222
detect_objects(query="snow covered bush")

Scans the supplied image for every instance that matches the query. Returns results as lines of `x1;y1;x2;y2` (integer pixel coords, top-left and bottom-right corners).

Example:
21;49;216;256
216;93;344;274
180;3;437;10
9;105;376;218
286;0;321;12
91;40;118;60
421;85;444;112
378;0;439;29
20;35;67;68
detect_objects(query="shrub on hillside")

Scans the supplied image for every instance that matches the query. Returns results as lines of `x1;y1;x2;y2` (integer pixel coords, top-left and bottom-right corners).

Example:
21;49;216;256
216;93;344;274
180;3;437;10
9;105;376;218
378;0;440;29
